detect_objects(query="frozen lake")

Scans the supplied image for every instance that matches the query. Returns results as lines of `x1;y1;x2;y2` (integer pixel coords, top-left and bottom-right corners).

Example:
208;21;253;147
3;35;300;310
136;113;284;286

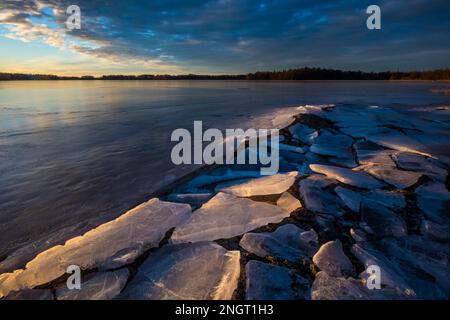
0;80;448;259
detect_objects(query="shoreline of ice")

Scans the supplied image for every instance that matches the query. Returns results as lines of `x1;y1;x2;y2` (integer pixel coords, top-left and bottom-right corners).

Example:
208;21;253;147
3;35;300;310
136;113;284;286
1;103;449;300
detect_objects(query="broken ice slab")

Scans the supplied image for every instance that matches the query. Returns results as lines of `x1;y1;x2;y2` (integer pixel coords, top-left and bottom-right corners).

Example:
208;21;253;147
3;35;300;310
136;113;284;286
364;190;406;210
309;164;384;189
298;175;344;216
288;123;318;145
215;171;298;197
171;192;291;244
360;199;407;238
415;182;450;224
379;236;450;296
361;163;422;189
245;260;308;300
351;243;415;298
354;140;396;166
239;224;318;263
276;192;302;213
392;152;448;182
310;271;402;300
334;186;361;213
184;170;263;189
56;269;129;300
120;242;240;300
0;198;192;298
312;240;355;277
351;240;446;299
310;130;354;159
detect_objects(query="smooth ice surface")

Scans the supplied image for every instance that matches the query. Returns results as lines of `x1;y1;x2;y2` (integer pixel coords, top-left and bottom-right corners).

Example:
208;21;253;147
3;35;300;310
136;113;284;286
310;164;384;189
276;192;302;213
313;240;355;277
239;224;318;263
171;192;291;243
298;175;344;216
415;182;450;224
56;269;129;300
245;261;308;300
120;242;240;300
216;172;298;197
0;199;191;298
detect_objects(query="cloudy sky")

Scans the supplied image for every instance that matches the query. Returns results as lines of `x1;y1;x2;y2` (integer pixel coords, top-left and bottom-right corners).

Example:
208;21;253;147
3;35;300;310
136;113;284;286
0;0;449;76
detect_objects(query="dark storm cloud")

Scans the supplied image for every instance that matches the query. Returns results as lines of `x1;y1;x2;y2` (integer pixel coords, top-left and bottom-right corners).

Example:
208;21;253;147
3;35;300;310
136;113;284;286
1;0;449;72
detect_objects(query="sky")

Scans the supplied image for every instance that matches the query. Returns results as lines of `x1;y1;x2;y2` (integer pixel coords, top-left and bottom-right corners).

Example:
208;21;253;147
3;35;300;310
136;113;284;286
0;0;449;76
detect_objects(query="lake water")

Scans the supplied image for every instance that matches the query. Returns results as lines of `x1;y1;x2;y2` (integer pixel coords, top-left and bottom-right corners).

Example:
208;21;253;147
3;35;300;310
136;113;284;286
0;80;449;260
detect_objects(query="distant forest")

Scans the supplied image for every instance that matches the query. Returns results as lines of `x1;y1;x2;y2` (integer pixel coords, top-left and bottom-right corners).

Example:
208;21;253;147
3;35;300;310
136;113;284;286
1;67;449;81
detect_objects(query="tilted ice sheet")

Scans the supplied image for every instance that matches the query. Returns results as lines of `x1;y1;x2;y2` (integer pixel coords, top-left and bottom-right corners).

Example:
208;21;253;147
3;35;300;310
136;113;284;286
120;242;240;300
309;164;384;189
215;171;298;197
0;199;191;298
171;192;291;243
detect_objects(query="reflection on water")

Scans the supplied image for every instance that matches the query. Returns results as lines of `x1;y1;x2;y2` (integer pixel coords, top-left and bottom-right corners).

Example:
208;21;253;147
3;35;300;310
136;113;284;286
0;80;448;258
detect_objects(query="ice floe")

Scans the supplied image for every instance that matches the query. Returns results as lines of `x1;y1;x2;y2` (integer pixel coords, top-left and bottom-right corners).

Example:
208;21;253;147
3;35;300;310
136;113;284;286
309;164;384;189
360;200;407;238
120;242;240;300
288;123;318;145
0;199;191;298
310;130;354;158
239;224;318;263
245;261;308;300
171;192;291;243
334;186;361;212
276;192;302;213
360;163;422;189
415;182;450;224
312;240;355;277
393;152;448;182
310;271;401;300
298;175;344;216
215;171;298;197
56;269;129;300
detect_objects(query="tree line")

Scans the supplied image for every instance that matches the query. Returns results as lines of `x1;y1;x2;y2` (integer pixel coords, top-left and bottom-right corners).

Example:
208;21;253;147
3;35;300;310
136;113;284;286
1;67;449;81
